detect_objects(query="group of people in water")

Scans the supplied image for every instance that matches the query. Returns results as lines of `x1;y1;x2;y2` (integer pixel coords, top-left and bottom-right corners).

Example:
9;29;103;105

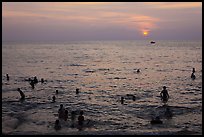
4;67;197;129
55;104;85;130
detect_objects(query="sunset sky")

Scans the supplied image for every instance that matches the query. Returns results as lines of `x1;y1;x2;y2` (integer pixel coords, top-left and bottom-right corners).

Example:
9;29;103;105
2;2;202;42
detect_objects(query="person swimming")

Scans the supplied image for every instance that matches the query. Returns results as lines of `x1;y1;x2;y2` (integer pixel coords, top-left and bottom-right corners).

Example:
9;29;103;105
76;88;79;94
6;74;9;81
54;119;61;130
52;95;56;102
137;69;140;73
121;97;124;104
56;90;59;94
58;104;65;119
17;88;25;100
41;78;44;83
30;80;35;89
33;76;38;84
160;86;169;103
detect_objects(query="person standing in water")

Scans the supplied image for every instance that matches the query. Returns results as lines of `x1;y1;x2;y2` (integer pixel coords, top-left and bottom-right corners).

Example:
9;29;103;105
160;86;169;103
17;88;25;100
78;110;84;126
6;74;9;81
191;68;196;80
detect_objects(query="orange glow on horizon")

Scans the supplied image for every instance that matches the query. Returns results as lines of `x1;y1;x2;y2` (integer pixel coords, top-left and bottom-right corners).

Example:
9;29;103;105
143;31;149;36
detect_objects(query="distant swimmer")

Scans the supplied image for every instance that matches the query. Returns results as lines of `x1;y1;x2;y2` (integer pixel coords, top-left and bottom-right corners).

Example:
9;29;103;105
137;69;140;73
150;116;163;124
58;104;65;119
78;110;84;126
52;95;56;102
56;90;59;94
54;119;61;130
41;78;44;83
160;86;169;103
30;80;35;89
132;95;136;101
121;97;124;104
34;76;38;84
191;72;196;80
17;88;25;100
76;88;79;94
6;74;9;81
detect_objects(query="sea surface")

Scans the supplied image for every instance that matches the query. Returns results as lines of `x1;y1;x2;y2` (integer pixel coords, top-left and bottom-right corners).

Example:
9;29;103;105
2;40;202;135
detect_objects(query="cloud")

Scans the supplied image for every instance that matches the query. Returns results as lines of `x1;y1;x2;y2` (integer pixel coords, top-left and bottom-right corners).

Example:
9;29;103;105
145;2;201;9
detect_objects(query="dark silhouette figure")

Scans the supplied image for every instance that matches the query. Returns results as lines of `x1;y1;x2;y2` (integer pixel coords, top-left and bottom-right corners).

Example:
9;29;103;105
34;76;38;84
58;104;65;119
56;90;59;94
64;110;68;121
121;97;124;104
76;88;79;94
132;95;136;101
160;86;169;103
78;110;84;126
54;119;61;130
52;95;56;102
191;72;196;80
17;88;25;100
192;68;195;73
30;80;35;89
150;116;163;124
6;74;9;81
71;111;76;128
41;78;44;83
137;69;140;73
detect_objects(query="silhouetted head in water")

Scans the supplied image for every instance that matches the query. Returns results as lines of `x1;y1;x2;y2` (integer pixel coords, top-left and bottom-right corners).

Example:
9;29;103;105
34;76;38;84
52;95;56;102
121;97;124;104
6;74;9;81
76;88;79;94
137;69;140;73
132;95;136;101
41;78;44;83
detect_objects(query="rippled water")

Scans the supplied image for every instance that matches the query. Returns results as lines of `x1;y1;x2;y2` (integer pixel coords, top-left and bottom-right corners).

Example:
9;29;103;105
2;40;202;135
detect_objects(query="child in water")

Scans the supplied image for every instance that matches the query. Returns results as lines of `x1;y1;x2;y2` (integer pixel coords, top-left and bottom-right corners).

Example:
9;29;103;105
54;119;61;130
160;86;169;103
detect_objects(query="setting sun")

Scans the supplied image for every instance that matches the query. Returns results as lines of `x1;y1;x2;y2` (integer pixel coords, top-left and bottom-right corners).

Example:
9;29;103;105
143;31;148;36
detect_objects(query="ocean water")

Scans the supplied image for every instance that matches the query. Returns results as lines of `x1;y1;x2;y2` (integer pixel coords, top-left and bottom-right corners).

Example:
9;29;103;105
2;40;202;135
